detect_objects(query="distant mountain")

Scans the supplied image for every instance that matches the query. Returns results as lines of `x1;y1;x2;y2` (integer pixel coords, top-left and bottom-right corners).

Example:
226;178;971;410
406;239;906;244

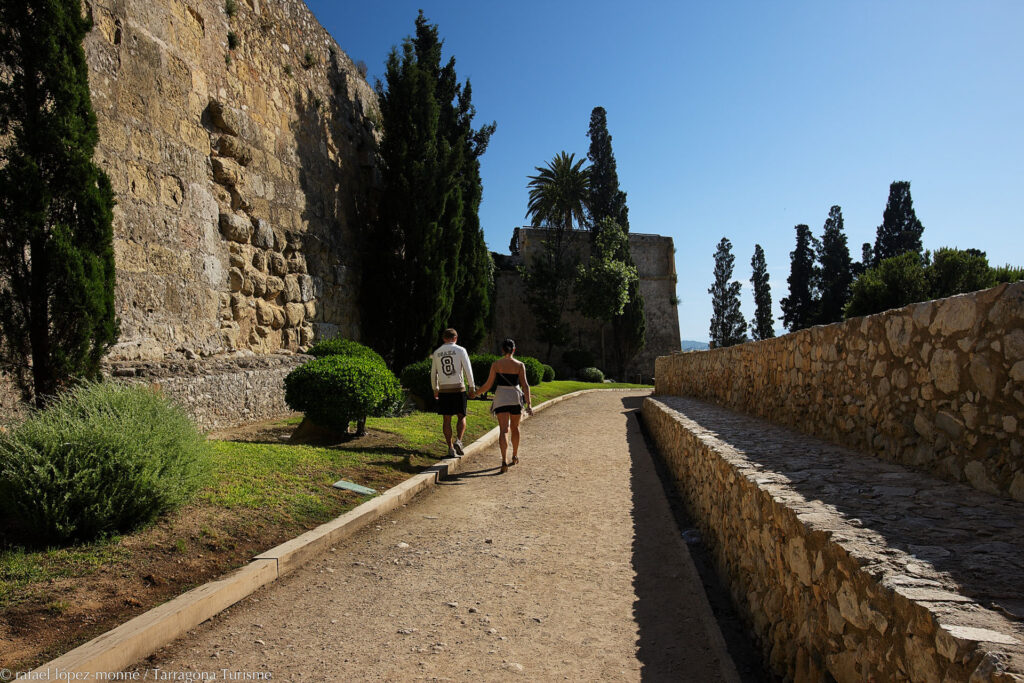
680;340;709;351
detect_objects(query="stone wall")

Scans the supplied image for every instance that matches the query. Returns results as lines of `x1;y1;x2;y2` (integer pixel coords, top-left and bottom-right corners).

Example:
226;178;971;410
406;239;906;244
107;353;307;431
642;396;1024;682
655;283;1024;502
487;228;681;381
83;0;379;362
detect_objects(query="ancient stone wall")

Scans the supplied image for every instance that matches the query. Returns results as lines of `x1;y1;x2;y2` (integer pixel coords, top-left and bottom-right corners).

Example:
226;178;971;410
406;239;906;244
642;396;1024;682
655;283;1024;502
83;0;379;362
487;228;681;381
107;354;307;431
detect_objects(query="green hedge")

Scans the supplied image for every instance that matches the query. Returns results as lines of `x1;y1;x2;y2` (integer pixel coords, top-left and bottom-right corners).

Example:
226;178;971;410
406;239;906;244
285;355;402;433
578;366;605;383
0;382;211;543
542;364;556;382
471;354;499;389
518;356;544;385
307;337;386;365
399;358;433;400
562;348;595;371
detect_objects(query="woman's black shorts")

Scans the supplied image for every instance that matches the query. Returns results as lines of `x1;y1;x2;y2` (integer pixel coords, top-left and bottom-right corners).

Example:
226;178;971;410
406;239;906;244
436;391;468;416
493;405;522;415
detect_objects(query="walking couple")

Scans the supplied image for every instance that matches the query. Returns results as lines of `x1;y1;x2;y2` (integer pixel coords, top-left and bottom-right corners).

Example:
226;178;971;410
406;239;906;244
430;329;532;474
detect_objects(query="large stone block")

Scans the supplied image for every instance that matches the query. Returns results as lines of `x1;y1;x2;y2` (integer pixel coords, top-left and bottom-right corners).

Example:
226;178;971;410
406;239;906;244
219;212;251;243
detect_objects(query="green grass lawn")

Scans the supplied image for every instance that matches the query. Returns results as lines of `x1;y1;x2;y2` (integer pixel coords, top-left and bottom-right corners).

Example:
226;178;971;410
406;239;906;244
0;380;649;611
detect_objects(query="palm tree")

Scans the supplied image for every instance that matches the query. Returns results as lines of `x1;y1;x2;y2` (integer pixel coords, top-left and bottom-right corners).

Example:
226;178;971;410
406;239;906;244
526;151;591;231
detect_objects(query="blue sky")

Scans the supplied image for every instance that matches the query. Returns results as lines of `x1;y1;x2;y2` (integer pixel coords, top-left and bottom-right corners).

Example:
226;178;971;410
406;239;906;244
306;1;1023;343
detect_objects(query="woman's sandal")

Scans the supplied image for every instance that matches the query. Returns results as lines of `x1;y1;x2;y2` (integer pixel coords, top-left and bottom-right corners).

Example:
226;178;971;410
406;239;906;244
511;454;519;466
500;462;509;474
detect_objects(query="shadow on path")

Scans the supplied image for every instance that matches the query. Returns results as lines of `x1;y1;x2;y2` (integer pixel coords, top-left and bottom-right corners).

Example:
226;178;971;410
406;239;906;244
623;395;771;682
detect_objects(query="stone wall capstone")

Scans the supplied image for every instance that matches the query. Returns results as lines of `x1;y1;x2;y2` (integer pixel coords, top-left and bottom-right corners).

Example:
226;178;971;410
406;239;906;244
655;283;1024;502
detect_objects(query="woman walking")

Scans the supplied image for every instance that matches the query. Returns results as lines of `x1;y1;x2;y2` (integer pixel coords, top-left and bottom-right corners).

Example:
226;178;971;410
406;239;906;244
471;339;532;473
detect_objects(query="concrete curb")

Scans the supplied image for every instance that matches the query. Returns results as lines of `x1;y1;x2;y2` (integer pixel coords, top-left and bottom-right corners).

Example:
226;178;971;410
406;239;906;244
32;388;638;677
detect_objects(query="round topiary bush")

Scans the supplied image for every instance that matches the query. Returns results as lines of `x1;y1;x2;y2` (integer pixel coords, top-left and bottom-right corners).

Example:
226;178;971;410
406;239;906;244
542;364;556;382
285;355;402;434
307;337;386;365
578;366;605;383
518;356;544;385
399;357;433;401
0;381;211;543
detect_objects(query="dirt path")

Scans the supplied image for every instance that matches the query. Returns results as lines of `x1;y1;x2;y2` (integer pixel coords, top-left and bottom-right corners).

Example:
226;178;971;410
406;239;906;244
129;391;737;681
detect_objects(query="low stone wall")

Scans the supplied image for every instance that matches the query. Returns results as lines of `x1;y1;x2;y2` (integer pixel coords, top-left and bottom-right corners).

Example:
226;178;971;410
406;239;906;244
642;396;1024;682
107;353;307;431
655;283;1024;502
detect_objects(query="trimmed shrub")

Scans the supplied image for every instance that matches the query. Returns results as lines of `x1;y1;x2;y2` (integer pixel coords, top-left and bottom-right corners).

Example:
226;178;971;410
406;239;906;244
0;382;211;543
518;356;544;385
578;367;605;383
542;364;556;382
285;356;401;433
562;348;594;371
470;354;499;388
399;358;432;400
308;337;386;365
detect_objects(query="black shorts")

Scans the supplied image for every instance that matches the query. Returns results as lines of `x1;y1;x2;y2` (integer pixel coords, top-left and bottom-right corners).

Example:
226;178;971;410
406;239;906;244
493;405;522;415
436;391;468;416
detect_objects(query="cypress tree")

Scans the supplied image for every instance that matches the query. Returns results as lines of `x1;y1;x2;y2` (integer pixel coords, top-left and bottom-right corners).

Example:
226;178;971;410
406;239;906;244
780;224;820;332
872;181;924;265
586;106;645;377
708;238;747;348
817;205;853;324
750;244;774;340
0;0;118;406
360;12;493;368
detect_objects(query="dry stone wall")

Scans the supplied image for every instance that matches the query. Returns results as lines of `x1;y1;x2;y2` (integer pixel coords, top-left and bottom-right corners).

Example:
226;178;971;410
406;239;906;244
655;283;1024;502
642;396;1024;682
107;354;307;431
83;0;379;362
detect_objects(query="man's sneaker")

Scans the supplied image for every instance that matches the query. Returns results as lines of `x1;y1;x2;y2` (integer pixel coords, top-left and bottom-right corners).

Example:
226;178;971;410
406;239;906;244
447;446;457;458
453;439;464;456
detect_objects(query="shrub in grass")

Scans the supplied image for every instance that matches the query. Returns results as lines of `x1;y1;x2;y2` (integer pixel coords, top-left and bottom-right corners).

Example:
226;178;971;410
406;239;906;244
542;364;555;382
285;355;401;434
518;356;544;385
307;337;386;365
399;358;432;401
0;382;211;543
578;366;605;383
470;354;499;393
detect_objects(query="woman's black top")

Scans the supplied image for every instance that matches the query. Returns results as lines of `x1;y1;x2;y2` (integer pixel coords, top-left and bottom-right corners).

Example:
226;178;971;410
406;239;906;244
496;372;520;387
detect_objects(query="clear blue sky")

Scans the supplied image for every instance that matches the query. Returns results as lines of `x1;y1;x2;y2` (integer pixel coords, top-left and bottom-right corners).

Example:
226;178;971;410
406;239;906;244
306;0;1024;343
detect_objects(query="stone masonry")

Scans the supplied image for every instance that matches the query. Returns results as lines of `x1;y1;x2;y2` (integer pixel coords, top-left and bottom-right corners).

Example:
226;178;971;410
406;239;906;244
642;396;1024;682
83;0;379;362
488;227;681;381
655;283;1024;503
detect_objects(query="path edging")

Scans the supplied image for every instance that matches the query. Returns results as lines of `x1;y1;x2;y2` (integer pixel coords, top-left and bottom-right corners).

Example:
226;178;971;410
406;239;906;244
32;388;625;677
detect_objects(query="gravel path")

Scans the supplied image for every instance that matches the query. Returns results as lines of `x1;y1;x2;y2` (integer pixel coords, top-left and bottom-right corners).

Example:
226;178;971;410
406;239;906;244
131;390;737;681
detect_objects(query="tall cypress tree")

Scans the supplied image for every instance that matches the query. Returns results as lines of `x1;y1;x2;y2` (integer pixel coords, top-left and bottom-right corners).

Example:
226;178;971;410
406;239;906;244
708;238;747;348
750;244;774;340
817;205;853;324
361;12;493;368
872;181;925;265
586;106;645;378
780;224;820;332
0;0;118;406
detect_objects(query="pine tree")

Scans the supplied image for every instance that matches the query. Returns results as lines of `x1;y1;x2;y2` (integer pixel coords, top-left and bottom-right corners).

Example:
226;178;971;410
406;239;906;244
587;106;645;377
780;224;820;332
0;0;118;405
360;12;493;368
749;244;774;340
708;238;747;348
872;181;925;265
817;205;853;324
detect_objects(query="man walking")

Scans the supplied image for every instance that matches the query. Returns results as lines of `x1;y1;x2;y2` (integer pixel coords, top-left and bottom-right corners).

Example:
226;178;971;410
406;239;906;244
431;328;475;458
